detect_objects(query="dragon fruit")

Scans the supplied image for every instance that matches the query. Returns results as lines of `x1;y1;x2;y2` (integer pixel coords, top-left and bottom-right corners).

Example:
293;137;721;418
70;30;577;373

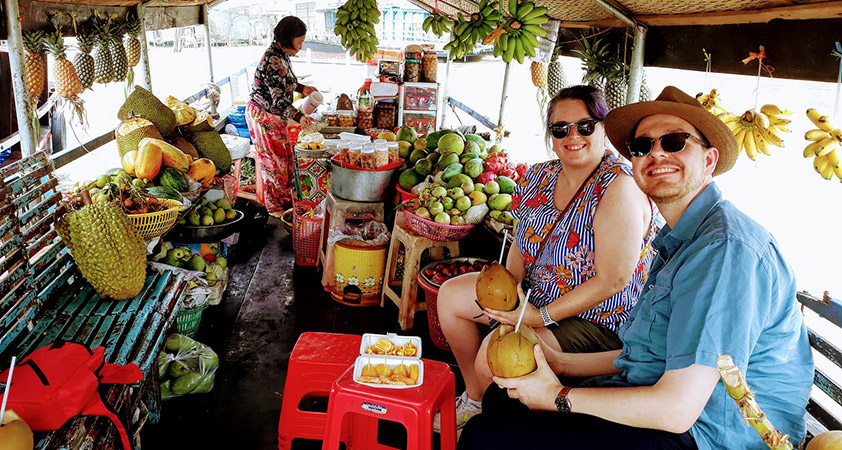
477;171;498;184
499;167;519;181
484;153;509;174
516;163;528;178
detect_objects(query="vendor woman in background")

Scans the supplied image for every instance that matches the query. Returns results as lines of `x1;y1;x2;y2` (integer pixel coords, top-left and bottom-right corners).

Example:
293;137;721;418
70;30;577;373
435;85;656;432
246;16;318;215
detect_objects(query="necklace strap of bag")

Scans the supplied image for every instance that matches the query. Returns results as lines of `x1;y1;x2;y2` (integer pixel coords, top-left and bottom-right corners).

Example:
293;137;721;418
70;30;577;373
527;159;604;275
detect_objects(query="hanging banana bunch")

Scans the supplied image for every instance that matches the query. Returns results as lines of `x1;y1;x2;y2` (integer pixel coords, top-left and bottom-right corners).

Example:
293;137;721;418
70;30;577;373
718;106;786;161
803;108;842;181
422;13;453;38
444;0;501;60
492;0;548;64
697;89;727;115
334;0;380;62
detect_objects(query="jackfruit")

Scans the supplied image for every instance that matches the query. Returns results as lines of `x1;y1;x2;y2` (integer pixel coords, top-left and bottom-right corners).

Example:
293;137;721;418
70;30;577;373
56;202;147;300
165;95;197;126
183;111;214;133
189;131;231;173
118;86;177;137
115;117;163;157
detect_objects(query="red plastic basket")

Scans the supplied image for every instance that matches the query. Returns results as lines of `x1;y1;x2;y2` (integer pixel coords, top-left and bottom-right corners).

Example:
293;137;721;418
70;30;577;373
287;124;302;147
401;205;474;242
417;273;450;351
293;201;322;266
395;183;419;203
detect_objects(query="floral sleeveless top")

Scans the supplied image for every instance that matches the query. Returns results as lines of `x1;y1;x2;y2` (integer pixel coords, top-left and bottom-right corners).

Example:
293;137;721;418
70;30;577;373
510;152;657;332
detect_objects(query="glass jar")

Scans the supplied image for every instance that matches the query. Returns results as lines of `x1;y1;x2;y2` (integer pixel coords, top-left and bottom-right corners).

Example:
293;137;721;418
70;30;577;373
360;147;376;170
404;60;421;82
357;109;374;130
422;50;437;82
386;141;399;163
324;111;339;127
337;110;355;128
374;101;397;129
374;143;389;168
348;143;362;167
373;138;387;145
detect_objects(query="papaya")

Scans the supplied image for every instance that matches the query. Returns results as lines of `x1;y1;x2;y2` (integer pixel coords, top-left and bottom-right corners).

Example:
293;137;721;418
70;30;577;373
133;139;163;180
187;158;216;188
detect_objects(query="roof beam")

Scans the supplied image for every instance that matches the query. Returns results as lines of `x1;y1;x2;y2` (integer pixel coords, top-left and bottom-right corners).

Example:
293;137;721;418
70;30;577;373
558;1;842;28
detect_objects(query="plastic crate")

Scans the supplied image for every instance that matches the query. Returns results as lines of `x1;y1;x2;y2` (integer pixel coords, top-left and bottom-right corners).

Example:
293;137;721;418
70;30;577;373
293;201;322;266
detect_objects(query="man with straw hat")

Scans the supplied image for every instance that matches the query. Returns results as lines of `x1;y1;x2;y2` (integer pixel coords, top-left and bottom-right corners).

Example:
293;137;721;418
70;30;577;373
457;86;814;450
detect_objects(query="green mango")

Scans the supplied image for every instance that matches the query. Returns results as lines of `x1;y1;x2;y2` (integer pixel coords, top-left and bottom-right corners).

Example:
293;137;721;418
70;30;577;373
414;158;433;176
213;208;226;224
465;134;486;152
459;153;479;164
436;152;460;171
199;349;220;371
496;176;515;195
161;379;174;400
168;360;191;378
441;163;464;183
464;141;481;157
398;169;423;190
188;255;206;272
166;334;200;352
447;174;473;189
425;152;441;165
171;372;204;395
191;374;215;394
409;149;428;166
465;159;484;179
425;130;444;150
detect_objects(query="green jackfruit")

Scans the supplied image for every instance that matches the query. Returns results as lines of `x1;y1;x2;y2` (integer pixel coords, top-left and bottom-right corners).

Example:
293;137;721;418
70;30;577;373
118;86;177;137
189;131;231;173
55;202;146;300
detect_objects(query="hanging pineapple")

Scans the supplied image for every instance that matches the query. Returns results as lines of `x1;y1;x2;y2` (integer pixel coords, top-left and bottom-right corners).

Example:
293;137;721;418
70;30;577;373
530;61;547;87
92;12;113;84
573;34;651;109
22;30;47;101
45;16;85;124
124;16;141;68
71;16;96;90
546;49;567;99
109;18;129;82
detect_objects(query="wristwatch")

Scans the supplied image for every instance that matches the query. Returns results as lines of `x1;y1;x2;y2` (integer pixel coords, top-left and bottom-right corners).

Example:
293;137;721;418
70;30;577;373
555;386;572;413
540;305;557;327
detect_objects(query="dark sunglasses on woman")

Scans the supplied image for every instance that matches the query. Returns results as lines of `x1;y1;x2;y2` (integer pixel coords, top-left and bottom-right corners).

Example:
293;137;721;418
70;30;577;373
549;119;601;139
626;132;709;157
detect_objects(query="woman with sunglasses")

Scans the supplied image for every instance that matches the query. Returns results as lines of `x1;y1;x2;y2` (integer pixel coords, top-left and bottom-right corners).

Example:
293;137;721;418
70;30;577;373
435;85;656;431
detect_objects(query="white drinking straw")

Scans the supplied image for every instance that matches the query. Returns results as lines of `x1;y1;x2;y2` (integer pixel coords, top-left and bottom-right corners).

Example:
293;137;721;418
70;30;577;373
498;230;508;264
514;289;532;334
0;356;16;426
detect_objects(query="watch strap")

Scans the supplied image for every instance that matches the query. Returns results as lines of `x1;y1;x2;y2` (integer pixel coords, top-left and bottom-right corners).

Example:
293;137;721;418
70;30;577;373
540;305;557;327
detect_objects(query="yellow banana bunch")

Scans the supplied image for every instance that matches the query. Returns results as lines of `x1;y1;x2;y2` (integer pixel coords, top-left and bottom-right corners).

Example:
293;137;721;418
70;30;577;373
696;89;727;115
803;108;842;181
334;0;380;62
422;14;454;38
444;0;502;59
719;109;779;161
491;0;548;63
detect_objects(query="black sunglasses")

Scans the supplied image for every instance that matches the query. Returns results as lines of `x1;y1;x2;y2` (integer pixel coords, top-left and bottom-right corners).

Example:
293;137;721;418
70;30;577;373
627;132;709;158
549;119;601;139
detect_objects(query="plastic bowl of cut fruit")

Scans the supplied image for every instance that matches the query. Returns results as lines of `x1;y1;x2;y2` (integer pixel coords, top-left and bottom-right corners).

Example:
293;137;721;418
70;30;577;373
420;257;490;288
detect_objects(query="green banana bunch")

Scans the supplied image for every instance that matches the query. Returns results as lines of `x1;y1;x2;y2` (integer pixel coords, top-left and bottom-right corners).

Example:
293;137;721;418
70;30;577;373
492;0;548;63
443;0;501;59
422;13;454;37
333;0;381;62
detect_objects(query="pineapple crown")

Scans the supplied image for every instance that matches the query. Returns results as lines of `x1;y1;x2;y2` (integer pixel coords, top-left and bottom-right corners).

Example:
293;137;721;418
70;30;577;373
110;21;126;39
22;30;46;54
90;11;112;46
125;17;141;37
43;31;68;60
71;14;95;54
572;34;626;82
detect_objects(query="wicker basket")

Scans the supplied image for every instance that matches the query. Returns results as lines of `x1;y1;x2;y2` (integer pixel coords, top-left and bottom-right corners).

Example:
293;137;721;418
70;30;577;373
177;299;209;338
128;199;185;240
401;205;474;242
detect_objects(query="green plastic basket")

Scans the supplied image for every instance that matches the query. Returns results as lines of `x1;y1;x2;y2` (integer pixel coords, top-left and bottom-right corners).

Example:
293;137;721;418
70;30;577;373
177;300;209;338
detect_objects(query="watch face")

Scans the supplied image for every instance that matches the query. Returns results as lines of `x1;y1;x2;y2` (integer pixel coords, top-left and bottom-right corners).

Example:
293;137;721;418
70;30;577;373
555;394;570;413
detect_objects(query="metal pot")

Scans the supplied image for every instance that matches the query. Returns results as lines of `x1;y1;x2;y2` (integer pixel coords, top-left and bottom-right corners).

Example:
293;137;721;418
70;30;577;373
330;160;398;202
171;210;245;242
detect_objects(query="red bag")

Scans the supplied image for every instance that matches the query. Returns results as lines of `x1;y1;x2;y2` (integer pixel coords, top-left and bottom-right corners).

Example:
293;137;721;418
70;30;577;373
0;341;143;450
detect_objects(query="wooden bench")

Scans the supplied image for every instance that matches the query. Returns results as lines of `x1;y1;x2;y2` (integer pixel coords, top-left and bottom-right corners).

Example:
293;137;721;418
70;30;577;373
797;291;842;438
0;152;187;449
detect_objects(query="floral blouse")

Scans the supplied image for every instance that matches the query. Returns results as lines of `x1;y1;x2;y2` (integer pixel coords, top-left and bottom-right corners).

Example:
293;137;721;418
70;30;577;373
250;43;304;122
510;152;657;332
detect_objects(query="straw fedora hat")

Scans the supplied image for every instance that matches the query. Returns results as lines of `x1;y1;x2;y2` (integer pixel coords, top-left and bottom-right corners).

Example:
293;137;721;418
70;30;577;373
604;86;738;176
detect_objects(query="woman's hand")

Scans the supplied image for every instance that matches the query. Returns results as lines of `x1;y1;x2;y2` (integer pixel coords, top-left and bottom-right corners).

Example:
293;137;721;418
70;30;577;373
483;284;542;327
301;85;317;96
299;115;316;129
494;345;564;411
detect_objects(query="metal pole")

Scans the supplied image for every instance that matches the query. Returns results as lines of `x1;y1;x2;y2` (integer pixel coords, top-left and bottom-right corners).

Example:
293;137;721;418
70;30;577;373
498;62;511;127
201;3;216;115
5;0;39;157
591;0;635;27
626;24;646;104
440;57;452;129
136;2;153;91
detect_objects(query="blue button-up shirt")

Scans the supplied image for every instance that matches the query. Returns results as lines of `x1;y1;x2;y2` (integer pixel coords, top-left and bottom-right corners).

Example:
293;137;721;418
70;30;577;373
592;183;813;449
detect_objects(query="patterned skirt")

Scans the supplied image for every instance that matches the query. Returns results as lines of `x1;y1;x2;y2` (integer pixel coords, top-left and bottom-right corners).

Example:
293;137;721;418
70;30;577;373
246;101;293;213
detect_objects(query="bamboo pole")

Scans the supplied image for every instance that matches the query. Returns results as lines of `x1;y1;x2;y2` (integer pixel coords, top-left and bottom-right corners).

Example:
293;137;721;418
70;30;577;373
498;62;511;127
5;0;39;157
201;3;216;115
717;355;793;450
136;2;152;91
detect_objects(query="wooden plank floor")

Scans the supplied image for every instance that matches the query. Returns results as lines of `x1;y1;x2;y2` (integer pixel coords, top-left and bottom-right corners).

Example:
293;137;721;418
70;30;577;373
141;200;464;450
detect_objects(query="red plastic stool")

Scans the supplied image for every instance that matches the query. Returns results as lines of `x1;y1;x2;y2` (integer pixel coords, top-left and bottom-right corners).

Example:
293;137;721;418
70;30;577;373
321;359;457;450
278;332;362;450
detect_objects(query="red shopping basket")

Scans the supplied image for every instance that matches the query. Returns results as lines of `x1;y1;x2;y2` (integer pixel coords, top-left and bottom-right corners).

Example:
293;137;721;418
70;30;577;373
417;273;451;351
293;201;322;266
